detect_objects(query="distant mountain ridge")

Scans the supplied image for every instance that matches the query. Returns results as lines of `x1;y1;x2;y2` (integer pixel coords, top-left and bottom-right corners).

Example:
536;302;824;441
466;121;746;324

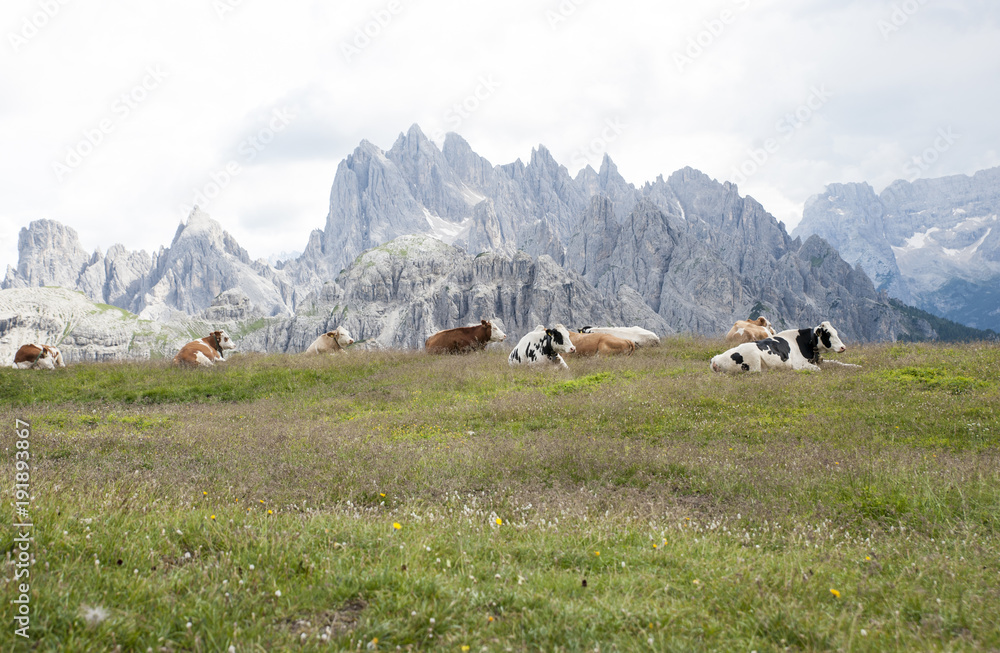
4;124;978;352
794;167;1000;331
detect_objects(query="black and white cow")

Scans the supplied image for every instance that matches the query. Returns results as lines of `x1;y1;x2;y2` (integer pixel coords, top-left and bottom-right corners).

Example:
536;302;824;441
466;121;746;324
710;321;847;373
508;324;577;369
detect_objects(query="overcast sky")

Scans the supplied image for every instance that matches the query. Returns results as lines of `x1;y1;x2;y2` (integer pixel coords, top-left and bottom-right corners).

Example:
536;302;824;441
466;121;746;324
2;0;998;270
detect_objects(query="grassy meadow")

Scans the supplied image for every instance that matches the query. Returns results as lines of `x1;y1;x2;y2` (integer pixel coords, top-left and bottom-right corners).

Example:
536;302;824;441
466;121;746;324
1;338;999;651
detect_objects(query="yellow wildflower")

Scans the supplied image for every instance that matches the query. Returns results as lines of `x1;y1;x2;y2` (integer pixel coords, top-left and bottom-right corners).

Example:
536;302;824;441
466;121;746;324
393;522;402;530
830;589;841;598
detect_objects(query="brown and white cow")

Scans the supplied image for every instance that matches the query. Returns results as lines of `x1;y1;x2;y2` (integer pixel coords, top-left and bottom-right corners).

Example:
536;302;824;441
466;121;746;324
172;330;236;367
305;327;354;355
566;331;635;356
425;320;507;353
724;317;776;344
12;344;65;370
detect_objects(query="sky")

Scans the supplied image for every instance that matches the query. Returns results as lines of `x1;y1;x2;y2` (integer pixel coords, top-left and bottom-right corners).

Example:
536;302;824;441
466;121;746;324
2;0;999;271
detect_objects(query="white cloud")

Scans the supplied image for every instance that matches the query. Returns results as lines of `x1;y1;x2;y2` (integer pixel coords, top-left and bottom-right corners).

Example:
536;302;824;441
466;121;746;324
2;0;999;267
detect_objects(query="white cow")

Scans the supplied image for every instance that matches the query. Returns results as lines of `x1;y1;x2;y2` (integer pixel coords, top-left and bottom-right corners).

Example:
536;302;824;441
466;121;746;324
710;321;847;373
305;327;354;355
579;325;660;347
508;324;576;369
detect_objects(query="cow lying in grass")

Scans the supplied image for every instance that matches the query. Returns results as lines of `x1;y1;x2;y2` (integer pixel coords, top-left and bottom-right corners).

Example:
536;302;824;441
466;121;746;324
508;324;576;369
305;327;354;355
172;330;236;367
425;320;506;353
579;325;659;347
12;344;65;369
711;321;849;373
725;317;776;344
566;331;635;356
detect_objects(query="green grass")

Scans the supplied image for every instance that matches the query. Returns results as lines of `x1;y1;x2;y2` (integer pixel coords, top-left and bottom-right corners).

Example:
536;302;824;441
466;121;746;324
2;339;999;651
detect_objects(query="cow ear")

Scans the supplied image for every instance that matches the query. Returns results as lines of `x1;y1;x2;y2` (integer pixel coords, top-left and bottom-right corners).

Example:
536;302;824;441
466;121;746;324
545;328;554;336
482;320;488;326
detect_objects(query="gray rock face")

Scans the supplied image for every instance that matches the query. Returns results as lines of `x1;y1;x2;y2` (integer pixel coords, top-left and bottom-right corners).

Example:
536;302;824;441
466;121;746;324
286;136;433;287
200;288;263;323
241;234;669;352
796;167;1000;330
4;220;97;295
138;208;292;319
797;183;909;301
461;199;516;258
387;124;477;221
0;287;191;363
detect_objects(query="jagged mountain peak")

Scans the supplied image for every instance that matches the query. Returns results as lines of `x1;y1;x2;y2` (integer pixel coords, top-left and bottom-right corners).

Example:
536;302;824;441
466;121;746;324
8;127;967;348
796;166;1000;329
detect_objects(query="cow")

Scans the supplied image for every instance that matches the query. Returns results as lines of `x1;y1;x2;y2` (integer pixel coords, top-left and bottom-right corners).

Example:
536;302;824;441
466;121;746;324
12;344;65;370
305;327;354;355
566;331;635;356
172;330;236;367
725;317;777;344
710;321;847;374
579;326;660;347
508;324;577;369
425;320;506;353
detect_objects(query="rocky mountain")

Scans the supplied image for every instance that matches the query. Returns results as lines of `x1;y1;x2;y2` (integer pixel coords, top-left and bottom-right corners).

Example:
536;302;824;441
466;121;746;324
0;287;192;363
794;168;1000;331
3;209;294;321
6;124;983;355
241;234;669;351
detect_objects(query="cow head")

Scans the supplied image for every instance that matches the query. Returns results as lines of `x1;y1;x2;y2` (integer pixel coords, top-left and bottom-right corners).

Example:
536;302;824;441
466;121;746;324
46;346;66;368
545;324;576;355
331;327;354;347
212;330;237;351
754;316;776;335
814;321;846;353
484;320;506;342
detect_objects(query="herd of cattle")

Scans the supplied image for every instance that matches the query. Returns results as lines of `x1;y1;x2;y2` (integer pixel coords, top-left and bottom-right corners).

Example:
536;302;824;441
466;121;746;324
10;315;856;374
